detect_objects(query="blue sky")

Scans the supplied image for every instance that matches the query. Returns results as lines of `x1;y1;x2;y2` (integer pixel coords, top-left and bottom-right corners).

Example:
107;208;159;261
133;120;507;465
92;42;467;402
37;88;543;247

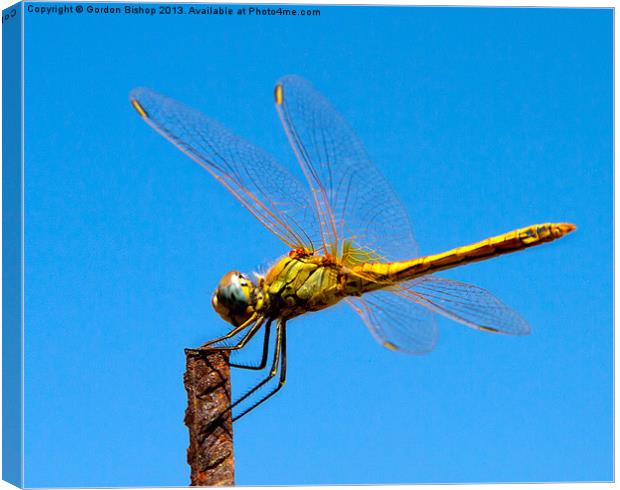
22;4;611;487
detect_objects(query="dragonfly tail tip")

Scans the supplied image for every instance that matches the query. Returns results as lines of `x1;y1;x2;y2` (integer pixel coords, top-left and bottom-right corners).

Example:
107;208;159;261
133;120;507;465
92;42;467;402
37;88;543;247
559;223;577;234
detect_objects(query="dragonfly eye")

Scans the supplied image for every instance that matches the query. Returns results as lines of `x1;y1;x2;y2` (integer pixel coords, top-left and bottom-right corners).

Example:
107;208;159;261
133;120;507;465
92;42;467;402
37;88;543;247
212;271;255;326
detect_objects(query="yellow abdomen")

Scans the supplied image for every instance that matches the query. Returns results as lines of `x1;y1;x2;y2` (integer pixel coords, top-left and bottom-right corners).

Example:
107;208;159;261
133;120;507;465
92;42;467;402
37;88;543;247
350;223;576;293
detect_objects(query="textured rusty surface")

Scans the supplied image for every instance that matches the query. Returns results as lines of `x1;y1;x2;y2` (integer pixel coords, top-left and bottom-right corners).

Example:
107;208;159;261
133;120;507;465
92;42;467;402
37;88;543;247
184;349;234;486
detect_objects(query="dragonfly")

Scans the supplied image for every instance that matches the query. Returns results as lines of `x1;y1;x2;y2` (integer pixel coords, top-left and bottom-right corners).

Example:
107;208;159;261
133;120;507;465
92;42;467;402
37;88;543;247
130;76;575;421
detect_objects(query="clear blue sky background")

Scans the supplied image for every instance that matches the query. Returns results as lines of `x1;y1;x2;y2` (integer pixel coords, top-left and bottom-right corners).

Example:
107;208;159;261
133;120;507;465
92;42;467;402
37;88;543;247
23;4;611;487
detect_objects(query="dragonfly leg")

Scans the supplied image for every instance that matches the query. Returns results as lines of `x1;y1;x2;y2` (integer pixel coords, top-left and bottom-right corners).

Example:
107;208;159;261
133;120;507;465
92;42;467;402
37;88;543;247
203;314;257;346
185;316;261;355
232;320;287;422
230;319;272;371
227;320;282;412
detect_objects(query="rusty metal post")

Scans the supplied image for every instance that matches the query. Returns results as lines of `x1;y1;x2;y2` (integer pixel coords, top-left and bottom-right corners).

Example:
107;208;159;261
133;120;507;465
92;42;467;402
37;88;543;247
184;349;235;486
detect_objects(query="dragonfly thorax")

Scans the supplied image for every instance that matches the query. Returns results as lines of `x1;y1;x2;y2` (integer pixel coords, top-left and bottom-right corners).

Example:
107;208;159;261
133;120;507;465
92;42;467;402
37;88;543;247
262;254;347;319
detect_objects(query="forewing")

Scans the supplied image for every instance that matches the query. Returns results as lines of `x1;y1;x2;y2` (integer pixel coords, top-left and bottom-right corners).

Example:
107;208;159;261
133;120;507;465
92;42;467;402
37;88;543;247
275;76;418;262
130;87;321;251
401;276;531;335
346;291;439;355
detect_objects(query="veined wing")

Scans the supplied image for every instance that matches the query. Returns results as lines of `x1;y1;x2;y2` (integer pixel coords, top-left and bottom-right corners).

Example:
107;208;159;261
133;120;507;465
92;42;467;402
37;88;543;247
275;76;417;263
346;291;438;355
403;275;531;335
347;274;529;355
130;87;321;251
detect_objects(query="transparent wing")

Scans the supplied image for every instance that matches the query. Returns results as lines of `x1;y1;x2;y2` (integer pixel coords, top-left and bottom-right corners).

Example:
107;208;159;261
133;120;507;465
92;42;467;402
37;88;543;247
401;276;531;335
130;87;321;251
347;274;528;355
346;291;439;355
275;75;418;263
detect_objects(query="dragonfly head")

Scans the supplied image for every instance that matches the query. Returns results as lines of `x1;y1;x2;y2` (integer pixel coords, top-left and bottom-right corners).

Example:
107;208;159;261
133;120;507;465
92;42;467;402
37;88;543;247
212;271;256;326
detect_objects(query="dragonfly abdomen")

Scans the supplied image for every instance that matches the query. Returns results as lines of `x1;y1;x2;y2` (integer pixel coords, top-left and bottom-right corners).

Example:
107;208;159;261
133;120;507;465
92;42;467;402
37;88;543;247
351;223;576;292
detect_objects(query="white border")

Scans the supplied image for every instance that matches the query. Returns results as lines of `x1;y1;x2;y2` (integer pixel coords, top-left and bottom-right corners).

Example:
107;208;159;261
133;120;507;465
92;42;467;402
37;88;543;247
0;1;614;490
